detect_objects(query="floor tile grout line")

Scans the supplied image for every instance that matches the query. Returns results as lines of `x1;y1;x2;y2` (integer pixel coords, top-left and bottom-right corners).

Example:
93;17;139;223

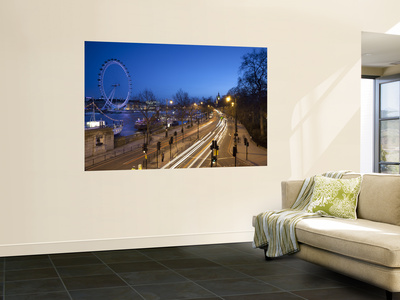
219;244;262;256
118;243;390;299
351;285;388;299
3;266;64;274
285;286;387;300
56;285;141;293
216;253;366;300
2;275;61;283
47;254;74;300
267;259;387;298
285;291;309;300
1;243;395;300
2;264;62;284
160;257;305;300
162;245;313;299
91;252;147;300
136;248;224;300
202;250;312;298
2;257;5;300
137;247;204;261
1;290;74;299
209;260;289;295
2;257;74;299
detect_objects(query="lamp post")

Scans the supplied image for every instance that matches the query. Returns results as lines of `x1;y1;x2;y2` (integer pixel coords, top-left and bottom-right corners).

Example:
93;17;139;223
192;103;197;128
227;96;238;167
165;100;173;137
234;97;238;166
200;101;204;121
197;118;200;139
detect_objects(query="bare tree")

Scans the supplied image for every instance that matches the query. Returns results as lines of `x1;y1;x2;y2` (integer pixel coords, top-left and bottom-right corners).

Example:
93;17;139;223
200;96;214;119
173;89;190;140
188;97;201;127
238;49;268;137
138;89;158;144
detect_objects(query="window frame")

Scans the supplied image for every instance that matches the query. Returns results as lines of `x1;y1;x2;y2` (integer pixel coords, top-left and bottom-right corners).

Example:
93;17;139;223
374;74;400;174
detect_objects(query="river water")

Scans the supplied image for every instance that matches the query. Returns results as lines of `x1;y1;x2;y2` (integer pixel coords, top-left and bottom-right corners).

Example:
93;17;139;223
84;111;151;136
85;110;199;136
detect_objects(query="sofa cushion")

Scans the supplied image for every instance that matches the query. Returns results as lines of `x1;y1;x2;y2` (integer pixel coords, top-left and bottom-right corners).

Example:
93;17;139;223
296;217;400;268
357;174;400;226
307;176;362;219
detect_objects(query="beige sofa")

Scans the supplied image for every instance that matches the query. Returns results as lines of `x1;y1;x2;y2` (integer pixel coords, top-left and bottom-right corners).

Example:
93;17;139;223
259;173;400;300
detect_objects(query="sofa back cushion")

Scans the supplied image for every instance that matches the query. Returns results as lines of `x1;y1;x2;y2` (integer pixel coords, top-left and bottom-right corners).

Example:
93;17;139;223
356;174;400;226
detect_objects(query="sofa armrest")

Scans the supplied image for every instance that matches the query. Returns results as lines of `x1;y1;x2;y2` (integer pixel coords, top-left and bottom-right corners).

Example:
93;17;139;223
281;180;303;209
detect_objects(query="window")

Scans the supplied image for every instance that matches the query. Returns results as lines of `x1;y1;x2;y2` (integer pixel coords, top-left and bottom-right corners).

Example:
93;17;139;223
375;75;400;174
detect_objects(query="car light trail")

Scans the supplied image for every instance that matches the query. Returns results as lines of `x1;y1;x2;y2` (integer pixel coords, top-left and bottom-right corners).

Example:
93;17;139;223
192;119;227;168
163;119;227;169
161;132;212;169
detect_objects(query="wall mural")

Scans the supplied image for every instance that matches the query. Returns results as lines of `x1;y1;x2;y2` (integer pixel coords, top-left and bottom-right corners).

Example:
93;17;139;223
84;41;267;170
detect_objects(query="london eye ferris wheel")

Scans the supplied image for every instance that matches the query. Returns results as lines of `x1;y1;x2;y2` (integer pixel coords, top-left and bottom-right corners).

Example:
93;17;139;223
98;59;132;110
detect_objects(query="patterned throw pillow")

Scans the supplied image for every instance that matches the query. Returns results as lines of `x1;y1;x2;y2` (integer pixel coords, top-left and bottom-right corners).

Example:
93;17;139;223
307;176;362;219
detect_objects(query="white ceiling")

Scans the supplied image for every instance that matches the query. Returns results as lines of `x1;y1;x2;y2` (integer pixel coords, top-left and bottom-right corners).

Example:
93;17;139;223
362;32;400;67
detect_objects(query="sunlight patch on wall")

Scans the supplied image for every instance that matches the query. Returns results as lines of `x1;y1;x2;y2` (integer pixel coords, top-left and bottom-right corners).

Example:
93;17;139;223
290;64;360;177
386;22;400;35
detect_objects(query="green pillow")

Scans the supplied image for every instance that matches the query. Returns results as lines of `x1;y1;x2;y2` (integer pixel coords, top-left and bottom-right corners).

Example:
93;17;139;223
307;176;362;219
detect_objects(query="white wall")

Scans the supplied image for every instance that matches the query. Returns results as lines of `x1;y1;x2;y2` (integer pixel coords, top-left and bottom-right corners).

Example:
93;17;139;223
1;0;399;256
360;79;375;173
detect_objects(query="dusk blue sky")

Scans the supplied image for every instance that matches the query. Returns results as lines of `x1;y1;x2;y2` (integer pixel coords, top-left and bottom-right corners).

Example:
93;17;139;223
85;41;266;102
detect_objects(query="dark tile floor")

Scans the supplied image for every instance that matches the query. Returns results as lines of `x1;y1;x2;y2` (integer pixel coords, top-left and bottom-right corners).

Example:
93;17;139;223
1;242;399;300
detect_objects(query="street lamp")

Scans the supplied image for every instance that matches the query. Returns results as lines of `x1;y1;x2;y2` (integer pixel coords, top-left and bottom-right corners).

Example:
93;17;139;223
227;96;238;167
165;99;173;137
192;103;198;127
197;118;200;139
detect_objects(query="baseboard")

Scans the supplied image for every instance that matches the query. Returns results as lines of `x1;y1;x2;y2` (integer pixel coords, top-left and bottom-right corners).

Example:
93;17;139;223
0;230;254;257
